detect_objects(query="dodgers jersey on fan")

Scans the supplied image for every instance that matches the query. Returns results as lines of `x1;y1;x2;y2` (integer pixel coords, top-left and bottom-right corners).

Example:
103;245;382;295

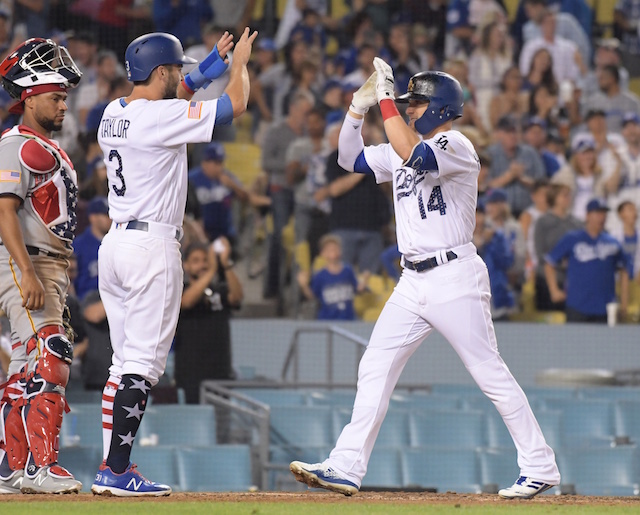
363;130;479;258
98;98;218;227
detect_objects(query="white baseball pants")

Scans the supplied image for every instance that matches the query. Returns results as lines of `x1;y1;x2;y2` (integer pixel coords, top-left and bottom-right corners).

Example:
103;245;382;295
326;248;561;486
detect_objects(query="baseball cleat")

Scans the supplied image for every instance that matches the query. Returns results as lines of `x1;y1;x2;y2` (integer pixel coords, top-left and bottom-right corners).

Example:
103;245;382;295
91;461;171;497
0;469;23;494
498;476;555;499
21;464;81;494
290;461;359;496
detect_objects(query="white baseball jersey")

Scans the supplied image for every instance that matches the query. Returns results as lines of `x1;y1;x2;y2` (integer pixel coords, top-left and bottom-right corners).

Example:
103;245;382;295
98;98;219;227
364;130;479;258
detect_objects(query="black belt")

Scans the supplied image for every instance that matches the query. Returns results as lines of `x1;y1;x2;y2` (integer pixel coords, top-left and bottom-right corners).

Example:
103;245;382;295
0;242;67;260
124;220;180;240
404;251;458;272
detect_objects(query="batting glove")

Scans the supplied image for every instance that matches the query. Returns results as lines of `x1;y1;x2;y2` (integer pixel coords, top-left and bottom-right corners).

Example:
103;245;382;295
184;45;229;92
373;57;395;103
350;71;378;115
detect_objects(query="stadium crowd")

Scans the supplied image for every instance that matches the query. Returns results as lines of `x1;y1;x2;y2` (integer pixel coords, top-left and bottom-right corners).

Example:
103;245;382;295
0;0;639;326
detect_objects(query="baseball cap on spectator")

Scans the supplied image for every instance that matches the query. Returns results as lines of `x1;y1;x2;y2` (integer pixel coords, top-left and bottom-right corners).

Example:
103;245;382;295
202;141;225;162
495;115;519;132
524;116;547;131
622;112;640;127
323;79;342;94
586;198;610;213
485;188;508;204
257;38;276;52
88;197;109;216
571;133;596;153
585;108;606;121
596;38;621;52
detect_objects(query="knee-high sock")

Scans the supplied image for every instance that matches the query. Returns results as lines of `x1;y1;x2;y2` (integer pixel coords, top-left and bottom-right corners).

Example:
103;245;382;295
101;375;122;461
105;374;150;474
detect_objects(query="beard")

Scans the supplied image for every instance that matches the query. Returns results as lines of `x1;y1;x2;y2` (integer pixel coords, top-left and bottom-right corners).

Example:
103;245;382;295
37;115;63;133
163;74;179;100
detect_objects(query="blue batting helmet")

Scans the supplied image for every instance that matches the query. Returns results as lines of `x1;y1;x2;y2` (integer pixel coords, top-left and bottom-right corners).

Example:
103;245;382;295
395;71;464;135
124;33;197;82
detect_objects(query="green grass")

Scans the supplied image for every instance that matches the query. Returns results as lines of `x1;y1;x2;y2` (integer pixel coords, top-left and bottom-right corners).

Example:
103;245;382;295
1;502;638;515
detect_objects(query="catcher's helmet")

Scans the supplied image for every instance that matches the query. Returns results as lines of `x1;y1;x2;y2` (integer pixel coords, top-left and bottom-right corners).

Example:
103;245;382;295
395;71;464;135
0;38;82;101
125;33;197;82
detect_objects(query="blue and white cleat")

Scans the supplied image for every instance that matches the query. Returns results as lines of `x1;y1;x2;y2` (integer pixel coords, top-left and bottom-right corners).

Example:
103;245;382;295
91;461;171;497
498;476;555;499
290;461;359;496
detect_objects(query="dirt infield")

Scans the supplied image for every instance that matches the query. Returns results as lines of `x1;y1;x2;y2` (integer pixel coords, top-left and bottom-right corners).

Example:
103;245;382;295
3;491;640;506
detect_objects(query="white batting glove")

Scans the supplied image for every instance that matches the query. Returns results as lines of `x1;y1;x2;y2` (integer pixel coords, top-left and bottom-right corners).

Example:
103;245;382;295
350;71;378;115
373;56;395;103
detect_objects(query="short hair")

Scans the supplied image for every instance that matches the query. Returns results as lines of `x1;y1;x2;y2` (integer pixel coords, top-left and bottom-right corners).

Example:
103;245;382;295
319;233;342;251
601;64;620;83
532;178;549;192
617;200;635;213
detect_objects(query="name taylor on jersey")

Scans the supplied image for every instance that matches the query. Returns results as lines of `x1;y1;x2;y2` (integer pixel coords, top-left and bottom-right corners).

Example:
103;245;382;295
100;118;130;139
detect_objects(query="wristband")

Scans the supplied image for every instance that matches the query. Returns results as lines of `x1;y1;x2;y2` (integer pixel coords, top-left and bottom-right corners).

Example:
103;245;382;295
181;78;195;95
184;66;207;91
380;99;400;121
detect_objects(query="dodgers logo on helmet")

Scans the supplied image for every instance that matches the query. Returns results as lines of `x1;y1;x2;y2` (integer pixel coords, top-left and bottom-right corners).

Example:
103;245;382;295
125;32;197;82
396;71;464;136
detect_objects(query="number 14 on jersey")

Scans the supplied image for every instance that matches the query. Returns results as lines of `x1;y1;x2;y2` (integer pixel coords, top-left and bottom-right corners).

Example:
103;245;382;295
418;185;447;219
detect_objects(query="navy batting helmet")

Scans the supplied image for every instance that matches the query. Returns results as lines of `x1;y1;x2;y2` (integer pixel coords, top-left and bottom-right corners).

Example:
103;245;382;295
395;71;464;135
125;33;197;82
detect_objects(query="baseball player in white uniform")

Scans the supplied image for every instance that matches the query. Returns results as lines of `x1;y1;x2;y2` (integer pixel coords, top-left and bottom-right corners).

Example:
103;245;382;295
290;58;561;499
90;29;256;497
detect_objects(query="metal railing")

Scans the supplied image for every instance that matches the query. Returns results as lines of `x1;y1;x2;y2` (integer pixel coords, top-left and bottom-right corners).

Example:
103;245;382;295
280;325;368;385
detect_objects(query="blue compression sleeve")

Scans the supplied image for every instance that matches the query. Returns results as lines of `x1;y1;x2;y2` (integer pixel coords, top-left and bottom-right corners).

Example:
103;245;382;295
353;150;374;174
215;94;233;125
404;141;438;172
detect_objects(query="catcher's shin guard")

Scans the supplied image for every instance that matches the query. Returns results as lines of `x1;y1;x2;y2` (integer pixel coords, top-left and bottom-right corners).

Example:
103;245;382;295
23;326;73;468
0;368;28;471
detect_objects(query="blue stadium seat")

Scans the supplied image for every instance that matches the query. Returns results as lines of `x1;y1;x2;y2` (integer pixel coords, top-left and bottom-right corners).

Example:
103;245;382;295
478;448;519;493
61;403;103;448
138;405;216;447
361;448;403;488
429;384;479;396
269;445;329;465
333;408;411;447
308;390;356;407
580;387;640;402
543;398;615;448
176;445;253;492
558;447;640;496
410;410;486;448
615;400;640;444
270;406;333;447
402;448;482;493
390;393;460;411
58;446;102;492
130;446;179;491
235;388;310;406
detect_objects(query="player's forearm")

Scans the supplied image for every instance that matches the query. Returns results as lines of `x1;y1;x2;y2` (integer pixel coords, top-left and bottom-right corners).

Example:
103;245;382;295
383;116;420;162
0;198;36;274
337;113;365;171
224;60;250;118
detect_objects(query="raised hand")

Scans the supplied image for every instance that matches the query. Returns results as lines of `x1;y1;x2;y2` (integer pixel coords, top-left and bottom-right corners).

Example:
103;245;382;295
233;28;259;66
373;56;395;103
350;71;378;115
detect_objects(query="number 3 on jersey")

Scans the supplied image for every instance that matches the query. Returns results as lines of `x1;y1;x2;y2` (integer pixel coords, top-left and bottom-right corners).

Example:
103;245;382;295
109;149;126;197
417;185;447;219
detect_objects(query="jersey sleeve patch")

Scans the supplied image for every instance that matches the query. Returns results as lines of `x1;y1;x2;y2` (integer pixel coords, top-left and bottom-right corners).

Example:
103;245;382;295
19;139;58;174
0;170;21;182
187;101;203;119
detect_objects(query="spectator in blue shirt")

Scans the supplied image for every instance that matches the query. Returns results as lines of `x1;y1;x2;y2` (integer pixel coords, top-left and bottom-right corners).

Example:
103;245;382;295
474;201;516;320
297;234;365;320
73;197;111;301
544;198;630;323
523;116;561;177
189;141;249;244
